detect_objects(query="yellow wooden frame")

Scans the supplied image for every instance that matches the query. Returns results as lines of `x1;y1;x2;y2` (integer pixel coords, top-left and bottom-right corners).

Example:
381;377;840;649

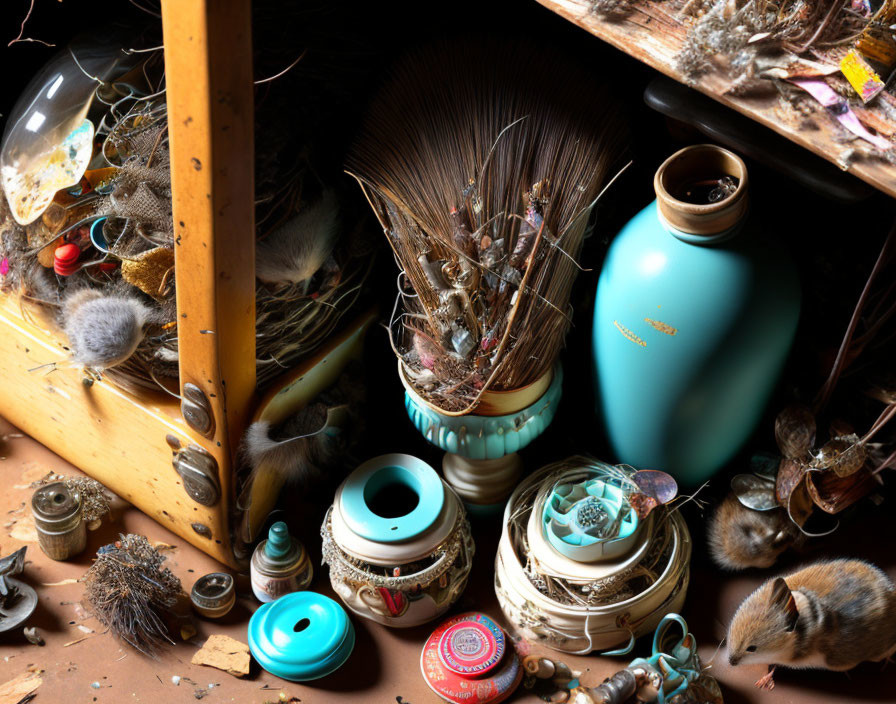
0;0;354;569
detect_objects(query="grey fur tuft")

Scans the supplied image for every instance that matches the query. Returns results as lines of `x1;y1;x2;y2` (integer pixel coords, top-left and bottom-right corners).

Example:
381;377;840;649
255;191;339;286
242;405;340;493
238;361;366;540
63;290;150;370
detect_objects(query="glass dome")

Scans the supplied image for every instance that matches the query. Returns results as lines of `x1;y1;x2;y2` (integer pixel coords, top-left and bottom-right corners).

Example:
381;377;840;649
1;35;139;225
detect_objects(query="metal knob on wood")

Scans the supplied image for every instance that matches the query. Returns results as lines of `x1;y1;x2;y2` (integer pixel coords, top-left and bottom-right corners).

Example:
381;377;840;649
181;382;216;438
172;444;221;506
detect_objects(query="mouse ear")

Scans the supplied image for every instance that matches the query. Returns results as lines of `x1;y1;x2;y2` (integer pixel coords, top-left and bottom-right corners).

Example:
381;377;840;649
770;577;799;631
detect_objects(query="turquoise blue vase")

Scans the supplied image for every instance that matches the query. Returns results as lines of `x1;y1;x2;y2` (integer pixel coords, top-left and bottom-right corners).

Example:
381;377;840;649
593;145;800;486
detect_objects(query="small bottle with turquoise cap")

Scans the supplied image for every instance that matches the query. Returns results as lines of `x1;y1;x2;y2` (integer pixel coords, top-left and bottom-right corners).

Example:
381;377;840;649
250;521;313;603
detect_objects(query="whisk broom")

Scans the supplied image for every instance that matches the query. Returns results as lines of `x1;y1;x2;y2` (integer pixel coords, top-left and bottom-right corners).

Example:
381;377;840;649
347;42;627;415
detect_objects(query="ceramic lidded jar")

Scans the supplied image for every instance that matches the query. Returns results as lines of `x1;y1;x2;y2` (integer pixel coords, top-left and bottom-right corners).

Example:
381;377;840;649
322;453;474;627
594;145;800;486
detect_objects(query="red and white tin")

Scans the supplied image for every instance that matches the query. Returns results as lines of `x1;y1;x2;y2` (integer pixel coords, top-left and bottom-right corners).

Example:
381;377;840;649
421;613;522;704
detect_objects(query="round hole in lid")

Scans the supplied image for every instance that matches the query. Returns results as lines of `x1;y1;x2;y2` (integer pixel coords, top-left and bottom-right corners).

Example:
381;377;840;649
339;454;445;543
293;618;310;633
364;474;420;519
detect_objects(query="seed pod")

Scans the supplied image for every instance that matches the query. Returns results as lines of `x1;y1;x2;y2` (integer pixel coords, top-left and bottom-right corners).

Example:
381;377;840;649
23;626;44;645
591;669;638;704
810;435;866;477
775;405;816;460
731;473;778;511
775;457;805;504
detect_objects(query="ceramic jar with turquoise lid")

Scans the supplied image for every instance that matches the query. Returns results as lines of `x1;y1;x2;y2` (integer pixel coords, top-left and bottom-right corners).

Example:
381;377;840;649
321;453;474;627
403;363;563;513
594;145;800;486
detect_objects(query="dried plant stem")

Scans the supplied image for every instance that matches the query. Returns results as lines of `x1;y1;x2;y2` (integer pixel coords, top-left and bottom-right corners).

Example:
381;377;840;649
862;401;896;444
815;219;896;413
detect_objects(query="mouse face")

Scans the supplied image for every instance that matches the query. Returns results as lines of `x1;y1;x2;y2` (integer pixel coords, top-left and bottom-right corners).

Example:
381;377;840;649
727;577;800;667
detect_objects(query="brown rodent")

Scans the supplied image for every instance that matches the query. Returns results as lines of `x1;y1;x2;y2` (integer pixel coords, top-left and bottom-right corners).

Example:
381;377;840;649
707;493;802;570
727;559;896;672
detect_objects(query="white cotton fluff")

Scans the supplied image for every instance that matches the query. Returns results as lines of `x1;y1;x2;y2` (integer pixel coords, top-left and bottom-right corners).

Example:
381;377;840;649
63;289;150;370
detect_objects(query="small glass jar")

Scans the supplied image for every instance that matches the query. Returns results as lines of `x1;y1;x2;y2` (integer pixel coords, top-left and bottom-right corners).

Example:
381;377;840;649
191;572;236;618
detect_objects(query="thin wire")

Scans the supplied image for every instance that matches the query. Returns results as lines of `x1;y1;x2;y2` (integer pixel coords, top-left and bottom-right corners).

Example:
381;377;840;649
254;49;307;85
126;0;162;18
68;47;104;84
123;45;164;54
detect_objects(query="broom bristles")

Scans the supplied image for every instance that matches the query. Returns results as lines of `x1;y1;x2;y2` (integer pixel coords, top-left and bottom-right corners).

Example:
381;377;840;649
348;42;626;413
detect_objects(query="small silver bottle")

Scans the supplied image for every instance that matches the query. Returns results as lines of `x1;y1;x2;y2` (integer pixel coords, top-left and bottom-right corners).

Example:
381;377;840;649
32;482;86;561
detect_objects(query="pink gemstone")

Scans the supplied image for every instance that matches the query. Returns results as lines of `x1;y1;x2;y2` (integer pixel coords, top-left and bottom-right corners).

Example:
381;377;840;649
0;258;8;276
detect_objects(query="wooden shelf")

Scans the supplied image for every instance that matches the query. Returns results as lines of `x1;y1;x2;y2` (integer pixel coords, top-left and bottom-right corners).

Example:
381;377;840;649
537;0;896;199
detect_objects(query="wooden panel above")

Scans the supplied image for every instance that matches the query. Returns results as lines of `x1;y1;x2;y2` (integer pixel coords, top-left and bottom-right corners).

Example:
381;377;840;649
537;0;896;199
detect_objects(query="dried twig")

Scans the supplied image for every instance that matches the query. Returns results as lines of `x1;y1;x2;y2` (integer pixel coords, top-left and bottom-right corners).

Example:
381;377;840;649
8;0;55;48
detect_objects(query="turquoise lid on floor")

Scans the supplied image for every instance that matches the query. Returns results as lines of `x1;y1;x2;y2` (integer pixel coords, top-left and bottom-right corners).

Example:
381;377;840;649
339;453;444;543
248;592;355;681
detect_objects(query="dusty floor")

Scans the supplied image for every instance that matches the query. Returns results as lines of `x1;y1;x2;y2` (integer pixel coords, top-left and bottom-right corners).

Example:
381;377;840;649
0;415;894;704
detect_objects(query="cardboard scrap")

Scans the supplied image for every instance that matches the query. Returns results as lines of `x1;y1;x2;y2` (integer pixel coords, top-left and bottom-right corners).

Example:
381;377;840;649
0;670;42;704
191;634;251;678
